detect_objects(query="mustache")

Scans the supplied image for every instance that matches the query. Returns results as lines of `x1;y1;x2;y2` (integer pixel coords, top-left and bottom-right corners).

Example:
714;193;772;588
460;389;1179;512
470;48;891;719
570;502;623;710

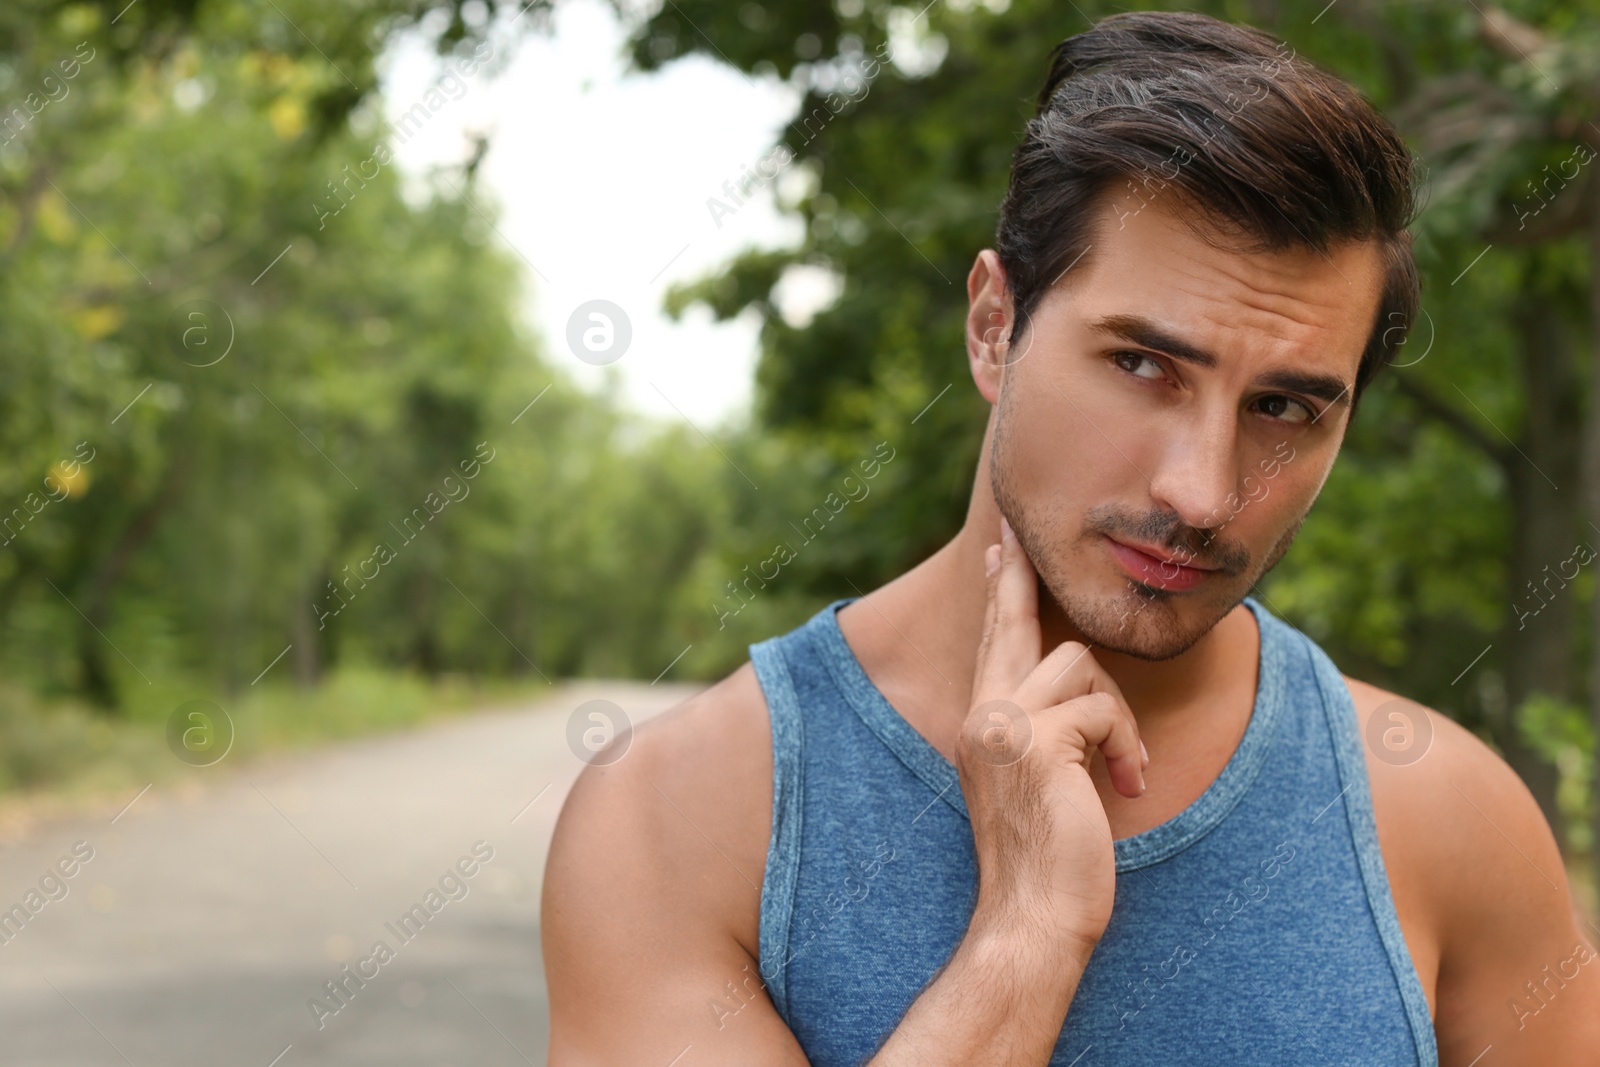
1085;505;1252;574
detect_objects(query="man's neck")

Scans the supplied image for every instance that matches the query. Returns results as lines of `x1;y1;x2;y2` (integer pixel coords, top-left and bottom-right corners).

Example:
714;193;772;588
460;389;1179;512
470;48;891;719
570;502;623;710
837;519;1257;745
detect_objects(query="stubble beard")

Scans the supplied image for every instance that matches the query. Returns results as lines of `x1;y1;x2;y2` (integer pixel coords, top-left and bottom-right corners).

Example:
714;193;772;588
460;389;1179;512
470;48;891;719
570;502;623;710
988;391;1306;661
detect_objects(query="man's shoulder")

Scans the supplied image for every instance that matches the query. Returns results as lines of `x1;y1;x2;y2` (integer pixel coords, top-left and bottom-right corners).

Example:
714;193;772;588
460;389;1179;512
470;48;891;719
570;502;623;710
555;658;776;866
628;658;776;812
1339;673;1596;1040
1342;675;1500;786
1340;673;1562;909
542;666;819;1063
546;660;775;954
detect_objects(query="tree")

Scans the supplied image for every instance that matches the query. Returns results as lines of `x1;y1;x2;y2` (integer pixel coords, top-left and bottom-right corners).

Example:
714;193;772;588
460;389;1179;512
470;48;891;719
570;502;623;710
2;0;728;712
622;0;1600;887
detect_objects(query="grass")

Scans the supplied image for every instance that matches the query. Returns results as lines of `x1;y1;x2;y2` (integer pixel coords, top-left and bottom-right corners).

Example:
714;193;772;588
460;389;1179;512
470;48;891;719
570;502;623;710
3;669;1595;930
0;668;556;823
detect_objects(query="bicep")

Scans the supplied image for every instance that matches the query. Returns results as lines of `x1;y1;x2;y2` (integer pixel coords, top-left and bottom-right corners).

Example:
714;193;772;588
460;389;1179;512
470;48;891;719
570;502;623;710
545;939;809;1067
542;761;810;1067
1435;894;1600;1065
1429;730;1600;1065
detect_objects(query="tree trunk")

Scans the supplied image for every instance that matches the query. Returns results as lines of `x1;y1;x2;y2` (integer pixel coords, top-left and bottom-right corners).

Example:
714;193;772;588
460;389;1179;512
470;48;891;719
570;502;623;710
76;626;117;708
411;571;440;677
1499;286;1583;850
508;580;529;676
290;582;322;689
1587;175;1600;903
74;455;190;712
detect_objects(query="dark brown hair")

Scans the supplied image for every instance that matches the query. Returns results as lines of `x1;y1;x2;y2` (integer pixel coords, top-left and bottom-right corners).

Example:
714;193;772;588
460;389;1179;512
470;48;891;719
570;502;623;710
995;11;1421;414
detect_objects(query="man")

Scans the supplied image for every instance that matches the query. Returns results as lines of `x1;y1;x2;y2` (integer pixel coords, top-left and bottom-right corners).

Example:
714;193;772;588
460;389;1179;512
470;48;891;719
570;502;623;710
542;11;1600;1065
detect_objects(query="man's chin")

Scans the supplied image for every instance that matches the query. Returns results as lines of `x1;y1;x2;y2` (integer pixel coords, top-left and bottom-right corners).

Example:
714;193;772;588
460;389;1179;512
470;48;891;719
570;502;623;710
1050;585;1233;661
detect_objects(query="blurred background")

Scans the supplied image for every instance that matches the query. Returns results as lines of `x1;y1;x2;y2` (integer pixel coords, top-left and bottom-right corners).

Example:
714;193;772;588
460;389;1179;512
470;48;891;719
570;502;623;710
0;0;1597;1062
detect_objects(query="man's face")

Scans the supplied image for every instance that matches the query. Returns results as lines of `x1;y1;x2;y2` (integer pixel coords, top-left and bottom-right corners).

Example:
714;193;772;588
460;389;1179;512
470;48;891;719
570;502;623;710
985;192;1387;660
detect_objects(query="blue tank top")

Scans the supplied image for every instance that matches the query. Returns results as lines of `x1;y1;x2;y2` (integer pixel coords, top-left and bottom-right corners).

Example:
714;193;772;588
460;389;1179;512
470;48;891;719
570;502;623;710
748;596;1438;1065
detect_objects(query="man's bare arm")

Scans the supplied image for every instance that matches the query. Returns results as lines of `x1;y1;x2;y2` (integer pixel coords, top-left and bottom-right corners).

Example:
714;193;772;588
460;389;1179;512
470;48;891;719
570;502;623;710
542;667;811;1066
1365;698;1600;1065
545;524;1142;1065
540;681;1098;1065
1435;724;1600;1064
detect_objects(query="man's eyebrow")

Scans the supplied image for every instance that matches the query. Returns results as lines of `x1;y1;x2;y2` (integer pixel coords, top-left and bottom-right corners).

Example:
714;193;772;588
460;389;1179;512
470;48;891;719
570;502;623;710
1256;369;1353;409
1087;313;1354;409
1090;313;1219;369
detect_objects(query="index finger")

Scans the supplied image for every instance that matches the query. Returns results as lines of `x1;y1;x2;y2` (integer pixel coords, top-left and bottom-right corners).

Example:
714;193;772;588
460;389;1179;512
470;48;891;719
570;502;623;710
1022;638;1133;718
973;515;1042;699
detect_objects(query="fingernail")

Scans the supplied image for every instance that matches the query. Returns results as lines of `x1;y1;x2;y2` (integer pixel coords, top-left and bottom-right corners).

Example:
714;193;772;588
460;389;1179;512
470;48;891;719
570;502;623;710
1140;741;1149;766
985;544;1000;576
1000;515;1013;544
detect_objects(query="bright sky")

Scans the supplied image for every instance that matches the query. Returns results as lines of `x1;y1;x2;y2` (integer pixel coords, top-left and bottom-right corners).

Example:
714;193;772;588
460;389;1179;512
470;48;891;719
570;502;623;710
377;0;821;429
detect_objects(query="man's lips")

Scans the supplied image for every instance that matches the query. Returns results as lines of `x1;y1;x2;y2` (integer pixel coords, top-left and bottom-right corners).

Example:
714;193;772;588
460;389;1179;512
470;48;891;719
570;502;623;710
1103;535;1218;591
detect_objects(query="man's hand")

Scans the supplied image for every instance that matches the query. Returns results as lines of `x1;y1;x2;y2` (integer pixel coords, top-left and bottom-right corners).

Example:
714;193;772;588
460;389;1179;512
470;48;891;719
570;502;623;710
957;515;1148;957
867;517;1147;1065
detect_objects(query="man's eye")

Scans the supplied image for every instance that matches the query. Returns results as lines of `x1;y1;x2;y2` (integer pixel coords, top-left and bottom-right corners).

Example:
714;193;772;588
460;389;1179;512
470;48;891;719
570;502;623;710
1113;351;1165;380
1256;394;1315;423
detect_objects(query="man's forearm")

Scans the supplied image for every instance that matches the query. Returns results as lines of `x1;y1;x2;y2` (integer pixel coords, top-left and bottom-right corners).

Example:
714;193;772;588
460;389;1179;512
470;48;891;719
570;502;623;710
867;921;1093;1065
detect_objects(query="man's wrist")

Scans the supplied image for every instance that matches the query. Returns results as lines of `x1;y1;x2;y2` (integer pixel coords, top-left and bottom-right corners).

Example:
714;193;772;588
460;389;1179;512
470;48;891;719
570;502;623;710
966;897;1103;972
958;913;1098;995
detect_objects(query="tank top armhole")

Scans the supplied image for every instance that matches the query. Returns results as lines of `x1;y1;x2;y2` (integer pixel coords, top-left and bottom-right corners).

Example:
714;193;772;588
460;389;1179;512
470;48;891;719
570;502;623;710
1302;633;1440;1067
748;636;805;1022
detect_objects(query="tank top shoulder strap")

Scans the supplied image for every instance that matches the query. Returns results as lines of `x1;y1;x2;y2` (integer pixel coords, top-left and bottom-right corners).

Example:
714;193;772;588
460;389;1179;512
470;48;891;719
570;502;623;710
1294;625;1437;1057
747;601;841;1012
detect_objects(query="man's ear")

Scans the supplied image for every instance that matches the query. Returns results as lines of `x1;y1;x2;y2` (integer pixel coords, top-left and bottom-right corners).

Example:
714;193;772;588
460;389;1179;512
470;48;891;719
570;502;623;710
966;249;1015;405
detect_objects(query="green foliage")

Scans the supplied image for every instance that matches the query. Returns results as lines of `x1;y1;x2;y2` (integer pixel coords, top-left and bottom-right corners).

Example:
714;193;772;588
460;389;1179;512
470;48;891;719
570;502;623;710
0;668;556;801
619;0;1600;855
7;0;1599;881
1520;692;1595;854
0;683;139;794
0;0;727;722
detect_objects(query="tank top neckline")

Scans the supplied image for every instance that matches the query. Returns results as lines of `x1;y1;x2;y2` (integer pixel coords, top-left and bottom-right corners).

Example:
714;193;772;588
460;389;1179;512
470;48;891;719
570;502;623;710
803;595;1288;872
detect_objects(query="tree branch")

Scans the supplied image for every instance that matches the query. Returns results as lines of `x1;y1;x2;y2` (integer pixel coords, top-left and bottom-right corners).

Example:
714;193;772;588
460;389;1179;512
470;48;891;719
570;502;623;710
1386;372;1513;468
83;455;192;626
1335;0;1420;103
0;151;64;271
1478;6;1551;65
1484;166;1596;245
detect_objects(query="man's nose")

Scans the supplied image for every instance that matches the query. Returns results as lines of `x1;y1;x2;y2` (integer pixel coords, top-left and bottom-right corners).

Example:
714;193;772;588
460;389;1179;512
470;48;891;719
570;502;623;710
1146;409;1240;536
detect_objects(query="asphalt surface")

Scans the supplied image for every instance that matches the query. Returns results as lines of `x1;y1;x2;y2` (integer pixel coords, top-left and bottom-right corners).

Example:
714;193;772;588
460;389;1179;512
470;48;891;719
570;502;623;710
0;680;699;1067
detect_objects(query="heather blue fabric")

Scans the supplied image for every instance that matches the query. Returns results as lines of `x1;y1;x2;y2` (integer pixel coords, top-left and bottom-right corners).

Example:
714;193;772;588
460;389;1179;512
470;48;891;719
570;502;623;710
748;596;1437;1066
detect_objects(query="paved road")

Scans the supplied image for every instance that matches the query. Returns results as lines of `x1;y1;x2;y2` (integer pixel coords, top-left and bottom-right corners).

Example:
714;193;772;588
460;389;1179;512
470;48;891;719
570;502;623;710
0;680;700;1067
